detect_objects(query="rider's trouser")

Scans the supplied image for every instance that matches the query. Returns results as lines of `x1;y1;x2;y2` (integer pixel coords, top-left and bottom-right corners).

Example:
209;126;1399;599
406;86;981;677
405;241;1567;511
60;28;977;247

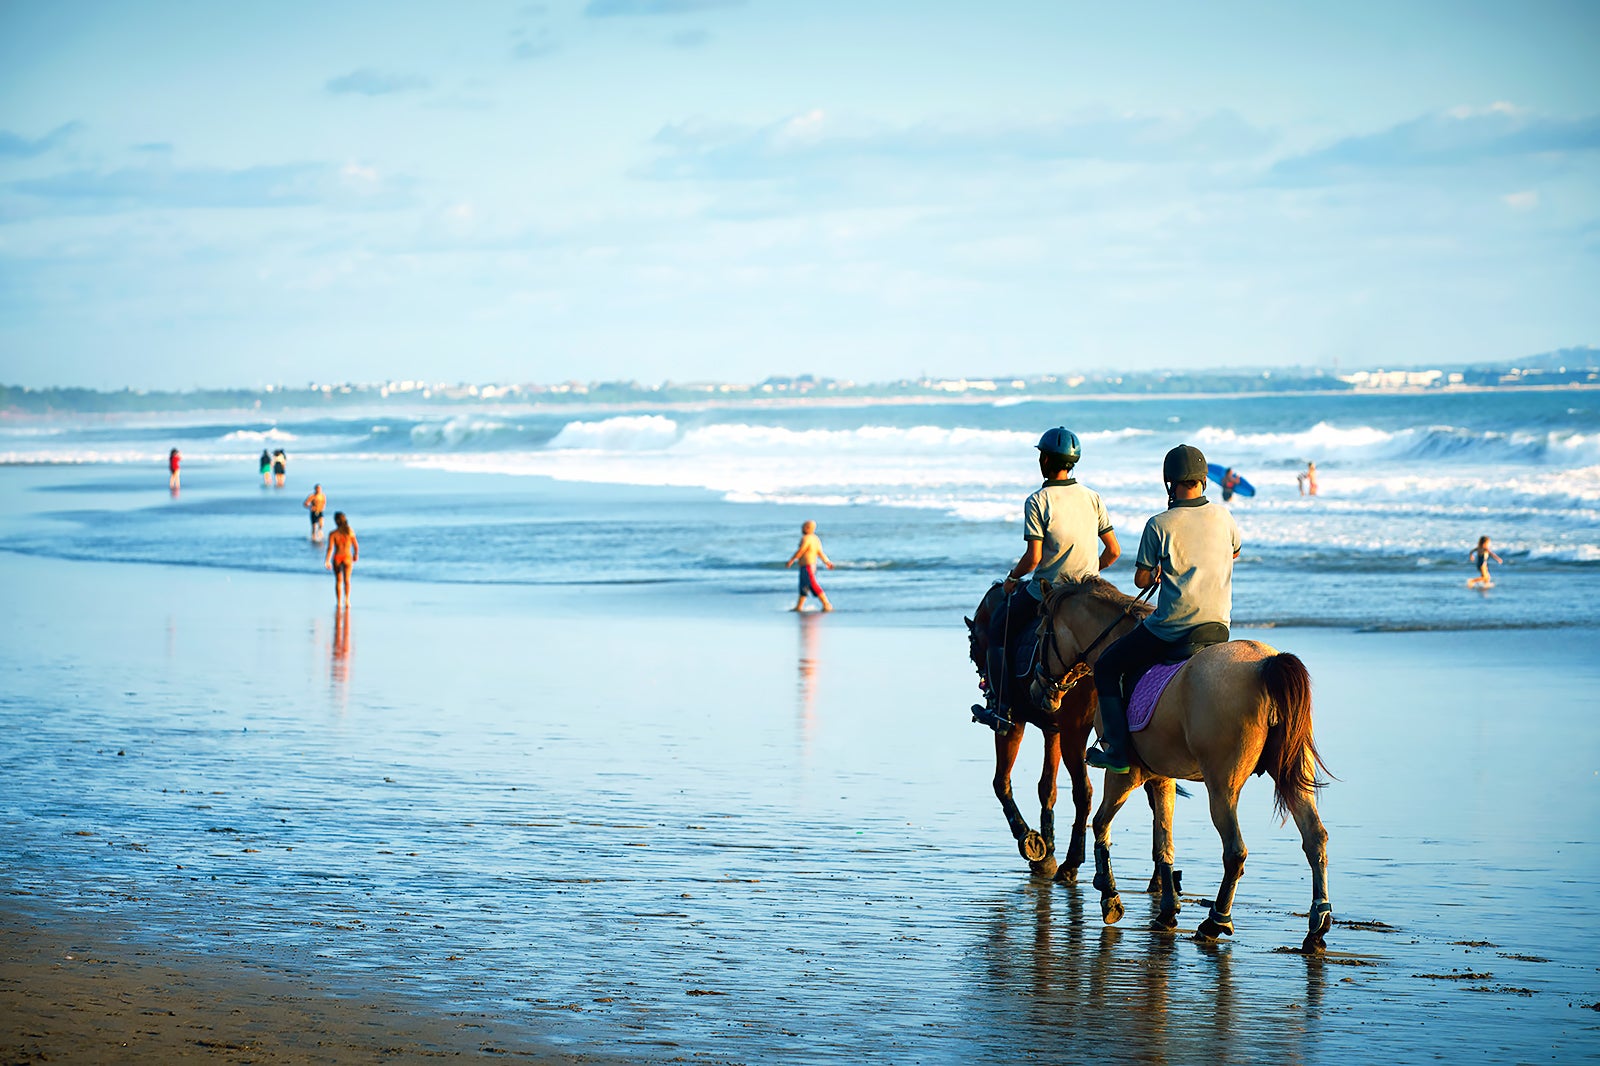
987;588;1040;713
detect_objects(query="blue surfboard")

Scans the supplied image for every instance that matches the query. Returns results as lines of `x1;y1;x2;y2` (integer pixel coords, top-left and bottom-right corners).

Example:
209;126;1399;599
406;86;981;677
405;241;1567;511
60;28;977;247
1207;463;1255;498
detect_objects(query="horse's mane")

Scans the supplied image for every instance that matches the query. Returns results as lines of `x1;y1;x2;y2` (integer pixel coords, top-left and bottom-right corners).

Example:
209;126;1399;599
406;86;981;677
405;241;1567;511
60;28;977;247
1041;575;1153;620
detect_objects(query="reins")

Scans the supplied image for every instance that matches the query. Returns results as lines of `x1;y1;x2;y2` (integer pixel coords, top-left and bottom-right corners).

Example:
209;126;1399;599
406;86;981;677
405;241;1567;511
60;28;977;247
1033;580;1157;701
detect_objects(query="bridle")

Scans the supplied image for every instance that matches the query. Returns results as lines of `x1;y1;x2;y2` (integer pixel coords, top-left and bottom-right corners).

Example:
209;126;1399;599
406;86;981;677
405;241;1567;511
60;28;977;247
1032;581;1158;705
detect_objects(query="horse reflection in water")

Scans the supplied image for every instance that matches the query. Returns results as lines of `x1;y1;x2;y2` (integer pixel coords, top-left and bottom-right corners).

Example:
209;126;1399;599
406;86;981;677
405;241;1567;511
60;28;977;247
966;584;1172;887
1034;577;1334;952
973;886;1256;1062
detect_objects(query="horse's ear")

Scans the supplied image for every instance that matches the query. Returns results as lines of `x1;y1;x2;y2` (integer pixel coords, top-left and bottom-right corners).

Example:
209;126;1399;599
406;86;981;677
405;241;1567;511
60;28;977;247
963;616;973;631
1040;578;1052;594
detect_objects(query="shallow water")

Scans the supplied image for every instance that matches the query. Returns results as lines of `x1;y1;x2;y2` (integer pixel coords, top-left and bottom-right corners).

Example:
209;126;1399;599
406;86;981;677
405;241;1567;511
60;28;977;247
2;539;1597;1062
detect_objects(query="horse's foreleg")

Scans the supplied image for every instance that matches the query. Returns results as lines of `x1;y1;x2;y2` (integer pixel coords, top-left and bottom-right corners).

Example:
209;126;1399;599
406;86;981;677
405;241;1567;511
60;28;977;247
1090;771;1141;925
993;727;1046;863
1288;778;1332;953
1029;731;1062;879
1197;782;1248;941
1054;735;1092;884
1146;779;1180;930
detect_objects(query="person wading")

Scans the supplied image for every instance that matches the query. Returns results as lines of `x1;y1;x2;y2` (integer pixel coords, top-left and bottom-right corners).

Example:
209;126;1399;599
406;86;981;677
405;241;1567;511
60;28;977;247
978;428;1120;732
1087;444;1240;773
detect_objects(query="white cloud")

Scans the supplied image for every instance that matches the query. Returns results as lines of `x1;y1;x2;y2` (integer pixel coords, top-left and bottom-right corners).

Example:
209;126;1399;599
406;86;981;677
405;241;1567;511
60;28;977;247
1502;190;1539;211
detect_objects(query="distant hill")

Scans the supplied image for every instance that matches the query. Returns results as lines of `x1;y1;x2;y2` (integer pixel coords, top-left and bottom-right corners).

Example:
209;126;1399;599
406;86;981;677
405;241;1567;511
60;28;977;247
1497;346;1600;372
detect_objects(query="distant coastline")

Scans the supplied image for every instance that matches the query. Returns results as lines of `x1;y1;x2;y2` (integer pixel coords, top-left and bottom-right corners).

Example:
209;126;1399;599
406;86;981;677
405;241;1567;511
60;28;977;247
3;344;1596;416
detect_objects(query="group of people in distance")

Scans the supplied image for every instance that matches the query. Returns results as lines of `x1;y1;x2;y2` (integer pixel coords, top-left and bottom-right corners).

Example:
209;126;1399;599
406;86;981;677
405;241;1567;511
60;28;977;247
259;448;289;487
982;428;1241;774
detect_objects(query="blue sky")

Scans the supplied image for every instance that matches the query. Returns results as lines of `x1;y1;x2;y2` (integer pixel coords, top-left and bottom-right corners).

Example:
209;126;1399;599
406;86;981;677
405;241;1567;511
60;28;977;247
1;1;1596;389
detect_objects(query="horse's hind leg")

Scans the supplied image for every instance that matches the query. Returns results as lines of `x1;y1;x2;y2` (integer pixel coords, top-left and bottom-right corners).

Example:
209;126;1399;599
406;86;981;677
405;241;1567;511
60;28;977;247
1197;781;1248;941
993;726;1047;865
1287;780;1332;953
1090;771;1141;925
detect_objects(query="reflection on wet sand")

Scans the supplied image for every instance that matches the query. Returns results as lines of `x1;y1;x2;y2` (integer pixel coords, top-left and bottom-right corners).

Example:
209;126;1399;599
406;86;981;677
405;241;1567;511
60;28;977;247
796;612;819;745
973;886;1338;1065
329;607;351;708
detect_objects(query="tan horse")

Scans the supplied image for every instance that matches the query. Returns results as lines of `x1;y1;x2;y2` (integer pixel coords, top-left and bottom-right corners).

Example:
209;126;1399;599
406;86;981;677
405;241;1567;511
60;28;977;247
1032;577;1334;952
966;584;1177;887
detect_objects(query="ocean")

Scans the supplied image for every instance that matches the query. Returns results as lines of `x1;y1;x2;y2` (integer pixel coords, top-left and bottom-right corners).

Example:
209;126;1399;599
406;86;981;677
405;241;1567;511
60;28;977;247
4;388;1596;631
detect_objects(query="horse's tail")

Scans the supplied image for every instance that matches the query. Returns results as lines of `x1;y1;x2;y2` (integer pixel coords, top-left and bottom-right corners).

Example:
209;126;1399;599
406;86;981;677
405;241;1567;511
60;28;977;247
1257;652;1333;821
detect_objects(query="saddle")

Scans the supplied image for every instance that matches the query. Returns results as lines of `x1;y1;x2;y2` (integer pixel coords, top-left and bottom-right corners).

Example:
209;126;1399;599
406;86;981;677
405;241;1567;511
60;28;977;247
1126;622;1229;733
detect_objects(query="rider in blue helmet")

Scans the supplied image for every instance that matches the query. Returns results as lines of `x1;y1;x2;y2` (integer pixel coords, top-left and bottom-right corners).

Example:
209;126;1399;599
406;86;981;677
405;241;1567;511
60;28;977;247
974;427;1121;732
1086;444;1241;772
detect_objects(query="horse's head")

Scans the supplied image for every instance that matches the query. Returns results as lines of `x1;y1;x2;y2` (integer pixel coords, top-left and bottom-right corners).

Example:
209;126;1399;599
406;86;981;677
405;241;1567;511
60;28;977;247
1029;576;1152;712
965;583;1006;676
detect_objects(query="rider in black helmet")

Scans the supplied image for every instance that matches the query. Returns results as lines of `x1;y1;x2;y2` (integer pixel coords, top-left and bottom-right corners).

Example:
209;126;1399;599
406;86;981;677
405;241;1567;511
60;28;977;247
975;427;1121;732
1086;444;1242;772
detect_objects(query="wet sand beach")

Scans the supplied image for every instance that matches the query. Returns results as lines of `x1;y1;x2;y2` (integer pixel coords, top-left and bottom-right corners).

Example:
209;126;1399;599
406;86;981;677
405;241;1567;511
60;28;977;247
3;545;1598;1064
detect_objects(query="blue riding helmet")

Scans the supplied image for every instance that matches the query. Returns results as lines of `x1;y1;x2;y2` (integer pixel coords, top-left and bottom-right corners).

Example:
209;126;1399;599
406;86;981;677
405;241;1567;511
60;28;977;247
1036;427;1082;464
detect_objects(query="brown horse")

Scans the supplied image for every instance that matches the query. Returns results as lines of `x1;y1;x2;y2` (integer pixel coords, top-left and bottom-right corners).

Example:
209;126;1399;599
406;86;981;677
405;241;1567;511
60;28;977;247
1031;577;1334;953
966;583;1176;887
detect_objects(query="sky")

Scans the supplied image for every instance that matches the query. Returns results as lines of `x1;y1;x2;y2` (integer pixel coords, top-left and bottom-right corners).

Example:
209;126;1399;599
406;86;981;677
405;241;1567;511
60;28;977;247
1;1;1597;390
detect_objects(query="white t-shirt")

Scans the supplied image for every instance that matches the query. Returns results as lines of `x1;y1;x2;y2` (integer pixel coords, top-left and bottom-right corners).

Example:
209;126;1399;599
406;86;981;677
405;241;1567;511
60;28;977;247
1023;479;1113;599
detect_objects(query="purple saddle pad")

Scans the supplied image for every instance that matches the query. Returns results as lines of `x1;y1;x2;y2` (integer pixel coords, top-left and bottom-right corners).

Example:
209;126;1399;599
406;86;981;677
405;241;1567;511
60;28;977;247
1129;661;1185;733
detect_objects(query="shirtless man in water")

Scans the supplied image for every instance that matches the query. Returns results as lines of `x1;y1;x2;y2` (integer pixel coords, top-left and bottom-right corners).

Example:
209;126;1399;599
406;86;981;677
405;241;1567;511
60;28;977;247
785;521;834;612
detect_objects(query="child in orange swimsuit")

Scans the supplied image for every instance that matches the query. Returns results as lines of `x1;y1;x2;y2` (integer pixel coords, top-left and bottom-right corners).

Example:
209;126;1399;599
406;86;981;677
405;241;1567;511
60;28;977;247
323;511;359;608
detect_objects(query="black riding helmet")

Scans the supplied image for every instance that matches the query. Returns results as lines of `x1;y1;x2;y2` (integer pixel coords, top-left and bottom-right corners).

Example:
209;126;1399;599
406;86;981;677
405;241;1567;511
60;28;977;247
1163;443;1207;483
1036;427;1082;465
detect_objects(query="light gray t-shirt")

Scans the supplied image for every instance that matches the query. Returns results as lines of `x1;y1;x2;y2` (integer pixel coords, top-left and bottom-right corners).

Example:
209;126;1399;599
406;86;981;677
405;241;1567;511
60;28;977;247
1023;479;1113;600
1136;497;1241;641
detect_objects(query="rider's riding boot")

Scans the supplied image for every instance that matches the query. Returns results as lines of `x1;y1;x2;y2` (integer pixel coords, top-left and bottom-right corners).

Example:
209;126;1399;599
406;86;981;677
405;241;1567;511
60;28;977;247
1086;693;1133;773
971;644;1013;732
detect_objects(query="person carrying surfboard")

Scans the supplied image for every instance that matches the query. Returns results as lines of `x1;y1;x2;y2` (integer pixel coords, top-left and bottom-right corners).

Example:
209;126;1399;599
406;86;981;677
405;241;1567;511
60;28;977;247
1087;444;1241;773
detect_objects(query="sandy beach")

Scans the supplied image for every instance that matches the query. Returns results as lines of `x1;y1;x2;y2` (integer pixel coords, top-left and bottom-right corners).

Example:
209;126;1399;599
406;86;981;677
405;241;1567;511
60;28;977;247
3;523;1598;1064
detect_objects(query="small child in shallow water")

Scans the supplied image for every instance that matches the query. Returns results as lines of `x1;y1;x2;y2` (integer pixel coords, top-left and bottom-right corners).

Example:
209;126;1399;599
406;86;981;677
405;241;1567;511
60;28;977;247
1468;535;1502;588
785;520;834;612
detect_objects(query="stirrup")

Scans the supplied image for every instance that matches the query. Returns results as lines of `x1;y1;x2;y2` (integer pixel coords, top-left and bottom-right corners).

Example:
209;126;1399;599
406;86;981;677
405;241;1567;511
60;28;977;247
1086;743;1130;773
971;704;1014;735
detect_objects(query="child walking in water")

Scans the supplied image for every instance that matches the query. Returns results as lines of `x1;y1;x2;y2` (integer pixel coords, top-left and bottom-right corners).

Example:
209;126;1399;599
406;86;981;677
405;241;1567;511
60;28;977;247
786;520;834;612
1468;535;1502;588
324;512;358;608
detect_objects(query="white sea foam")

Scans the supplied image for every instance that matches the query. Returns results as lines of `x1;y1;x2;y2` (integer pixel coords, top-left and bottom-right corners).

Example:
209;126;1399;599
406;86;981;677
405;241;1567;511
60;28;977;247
409;418;510;448
220;427;298;443
548;415;680;450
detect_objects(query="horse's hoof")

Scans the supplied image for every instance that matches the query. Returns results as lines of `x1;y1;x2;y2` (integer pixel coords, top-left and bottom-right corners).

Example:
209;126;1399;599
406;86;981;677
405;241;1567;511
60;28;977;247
1029;855;1059;880
1102;894;1125;925
1302;902;1333;953
1196;913;1234;941
1152;911;1179;931
1019;831;1048;863
1053;865;1078;885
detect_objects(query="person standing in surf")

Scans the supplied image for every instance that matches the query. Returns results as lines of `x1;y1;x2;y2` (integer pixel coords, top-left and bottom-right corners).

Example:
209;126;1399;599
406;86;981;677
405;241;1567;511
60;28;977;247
978;428;1120;732
303;484;326;542
259;449;272;487
1087;444;1240;773
168;448;181;492
272;449;288;488
1298;461;1318;497
786;521;834;612
324;511;358;608
1468;535;1502;588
